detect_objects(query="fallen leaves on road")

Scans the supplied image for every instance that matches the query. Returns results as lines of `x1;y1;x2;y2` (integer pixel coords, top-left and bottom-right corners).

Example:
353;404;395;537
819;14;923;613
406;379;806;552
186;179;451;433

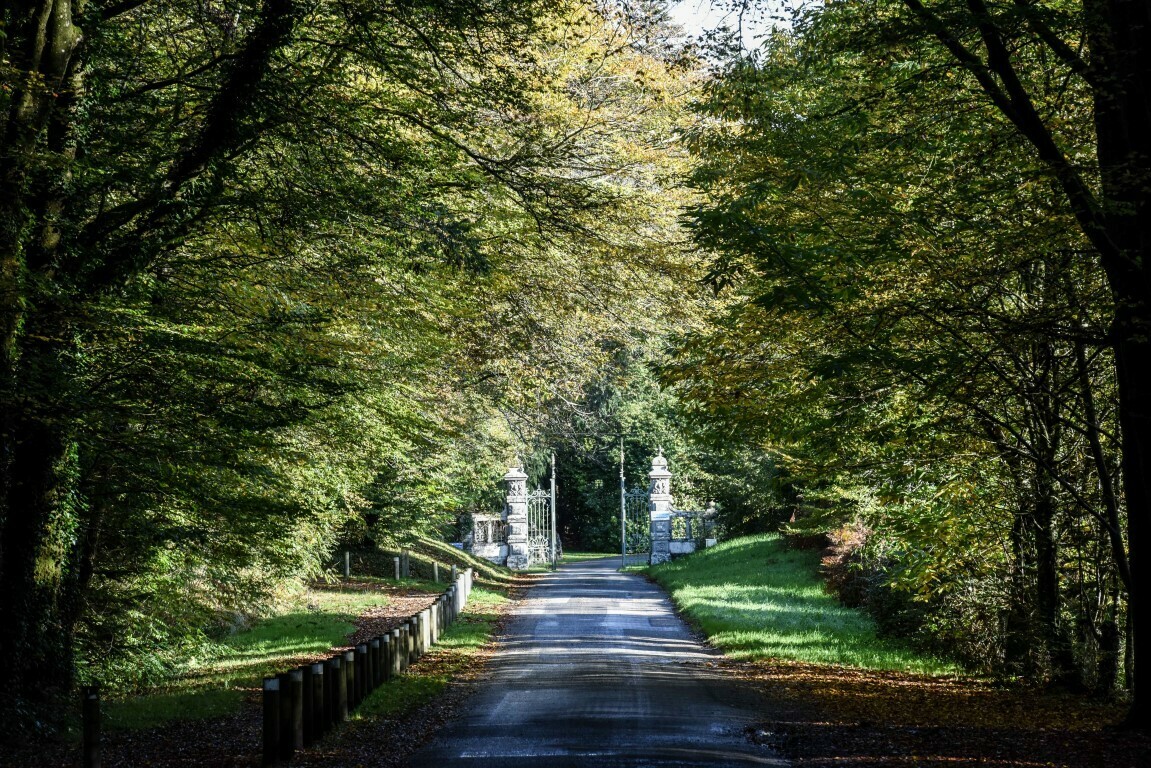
732;660;1150;768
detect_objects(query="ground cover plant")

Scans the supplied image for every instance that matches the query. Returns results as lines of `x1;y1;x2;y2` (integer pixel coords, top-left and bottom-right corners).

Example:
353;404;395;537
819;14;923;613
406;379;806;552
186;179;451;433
648;533;956;673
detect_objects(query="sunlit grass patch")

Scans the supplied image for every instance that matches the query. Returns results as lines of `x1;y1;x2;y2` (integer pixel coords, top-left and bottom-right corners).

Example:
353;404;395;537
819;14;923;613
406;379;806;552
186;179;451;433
562;551;620;562
648;534;957;674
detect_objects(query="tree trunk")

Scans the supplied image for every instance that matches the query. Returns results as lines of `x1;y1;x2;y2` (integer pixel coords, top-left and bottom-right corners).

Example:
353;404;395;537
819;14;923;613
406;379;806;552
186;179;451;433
1033;488;1080;687
1112;335;1151;726
1086;0;1151;727
1003;509;1033;675
0;351;75;734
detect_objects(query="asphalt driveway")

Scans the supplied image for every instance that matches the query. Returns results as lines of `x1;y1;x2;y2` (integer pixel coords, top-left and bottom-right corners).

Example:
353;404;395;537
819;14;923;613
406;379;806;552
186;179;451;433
408;556;785;767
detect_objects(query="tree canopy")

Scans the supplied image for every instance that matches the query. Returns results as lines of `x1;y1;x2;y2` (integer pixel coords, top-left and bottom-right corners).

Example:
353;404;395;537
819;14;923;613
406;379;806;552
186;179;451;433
3;0;1148;739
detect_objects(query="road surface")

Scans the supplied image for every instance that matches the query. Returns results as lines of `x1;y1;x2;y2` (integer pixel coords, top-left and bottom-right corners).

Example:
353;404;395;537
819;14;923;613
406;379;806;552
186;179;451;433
408;556;784;767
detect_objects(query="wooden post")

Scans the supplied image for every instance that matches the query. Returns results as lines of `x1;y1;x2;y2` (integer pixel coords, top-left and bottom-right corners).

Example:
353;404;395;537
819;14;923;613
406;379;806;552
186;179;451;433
430;602;440;645
301;665;314;746
433;562;439;583
333;655;347;722
382;635;391;686
410;615;421;658
420;609;432;653
82;684;101;768
391;628;404;674
344;550;351;578
370;638;382;687
401;549;410;578
407;621;421;663
276;672;294;761
343;650;356;713
381;634;393;682
289;669;304;750
323;657;336;731
262;678;280;767
394;556;400;581
355;644;368;703
451;564;458;583
407;617;419;661
308;663;324;744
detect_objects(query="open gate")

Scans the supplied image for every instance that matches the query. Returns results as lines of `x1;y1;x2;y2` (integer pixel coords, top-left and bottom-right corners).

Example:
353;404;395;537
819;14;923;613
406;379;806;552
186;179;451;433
621;486;650;567
527;487;554;567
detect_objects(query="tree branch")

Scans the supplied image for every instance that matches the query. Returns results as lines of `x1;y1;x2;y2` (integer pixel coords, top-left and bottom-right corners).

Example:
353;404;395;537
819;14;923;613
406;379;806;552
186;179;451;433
902;0;1120;269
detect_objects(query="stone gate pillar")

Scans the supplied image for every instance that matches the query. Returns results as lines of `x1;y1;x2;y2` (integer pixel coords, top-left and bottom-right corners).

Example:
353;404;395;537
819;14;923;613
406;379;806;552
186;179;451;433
504;459;530;571
649;451;673;565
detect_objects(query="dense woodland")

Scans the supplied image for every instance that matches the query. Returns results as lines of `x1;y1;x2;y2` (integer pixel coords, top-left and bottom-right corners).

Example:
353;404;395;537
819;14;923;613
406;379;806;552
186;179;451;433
2;0;1148;740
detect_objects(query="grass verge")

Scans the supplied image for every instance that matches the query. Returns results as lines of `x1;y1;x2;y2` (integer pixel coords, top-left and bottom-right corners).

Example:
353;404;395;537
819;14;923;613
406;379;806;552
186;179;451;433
370;538;516;587
647;533;956;674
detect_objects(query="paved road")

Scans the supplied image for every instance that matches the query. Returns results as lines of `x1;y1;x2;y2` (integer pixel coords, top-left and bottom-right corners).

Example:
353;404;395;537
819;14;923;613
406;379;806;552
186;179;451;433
408;557;784;767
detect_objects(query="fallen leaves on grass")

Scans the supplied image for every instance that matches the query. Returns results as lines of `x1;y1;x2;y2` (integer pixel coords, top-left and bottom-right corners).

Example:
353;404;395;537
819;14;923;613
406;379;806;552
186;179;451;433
346;593;441;649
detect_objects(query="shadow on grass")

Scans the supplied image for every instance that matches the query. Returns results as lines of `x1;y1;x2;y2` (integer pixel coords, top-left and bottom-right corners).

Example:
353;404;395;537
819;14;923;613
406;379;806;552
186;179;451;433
104;580;416;730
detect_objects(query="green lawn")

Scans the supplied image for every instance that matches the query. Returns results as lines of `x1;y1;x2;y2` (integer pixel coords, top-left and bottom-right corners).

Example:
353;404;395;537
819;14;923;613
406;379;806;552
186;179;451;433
562;551;620;563
647;533;958;674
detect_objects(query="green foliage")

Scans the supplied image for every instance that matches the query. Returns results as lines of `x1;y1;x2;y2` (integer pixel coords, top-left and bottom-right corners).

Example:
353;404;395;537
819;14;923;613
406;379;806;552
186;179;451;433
0;0;711;731
673;0;1129;692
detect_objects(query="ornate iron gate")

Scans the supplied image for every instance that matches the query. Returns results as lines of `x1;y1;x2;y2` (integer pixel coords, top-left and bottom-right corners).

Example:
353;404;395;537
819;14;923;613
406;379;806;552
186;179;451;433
527;487;554;566
621;486;650;567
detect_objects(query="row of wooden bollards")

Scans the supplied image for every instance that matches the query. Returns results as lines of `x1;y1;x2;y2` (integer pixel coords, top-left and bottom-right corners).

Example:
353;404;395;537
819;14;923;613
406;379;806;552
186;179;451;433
261;567;474;765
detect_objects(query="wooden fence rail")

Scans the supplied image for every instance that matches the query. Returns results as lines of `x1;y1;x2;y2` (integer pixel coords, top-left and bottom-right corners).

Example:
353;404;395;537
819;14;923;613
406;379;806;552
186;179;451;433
261;566;473;765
